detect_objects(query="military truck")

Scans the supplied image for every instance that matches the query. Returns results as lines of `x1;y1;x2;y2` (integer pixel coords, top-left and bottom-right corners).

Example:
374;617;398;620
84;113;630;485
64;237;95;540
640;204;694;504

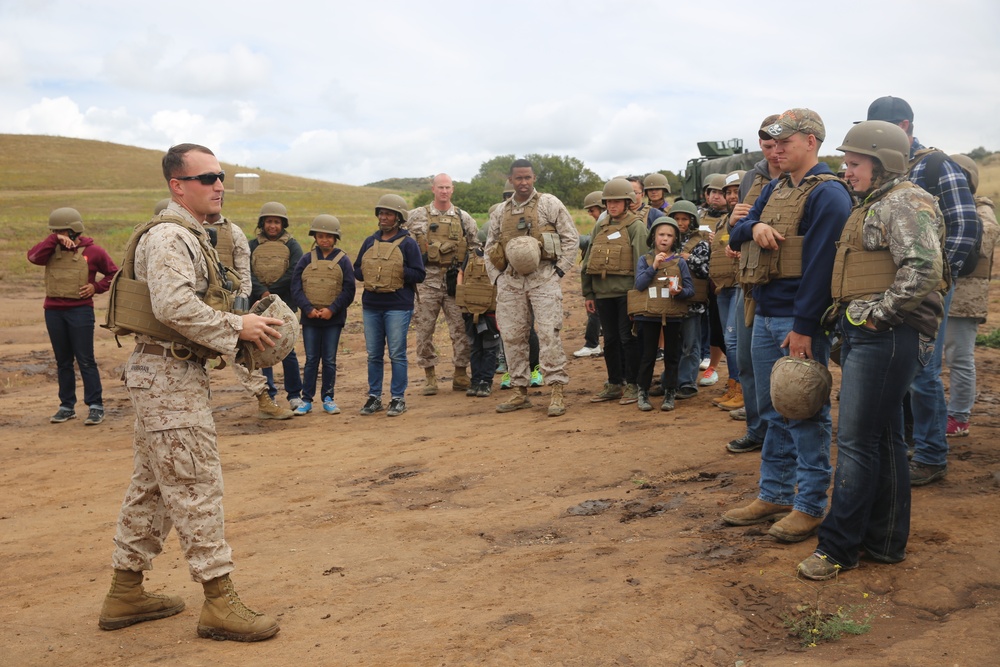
681;138;762;204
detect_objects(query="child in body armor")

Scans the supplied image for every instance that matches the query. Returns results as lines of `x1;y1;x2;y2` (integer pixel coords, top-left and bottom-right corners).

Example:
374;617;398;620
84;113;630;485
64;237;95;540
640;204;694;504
290;215;356;415
457;229;500;397
633;217;694;411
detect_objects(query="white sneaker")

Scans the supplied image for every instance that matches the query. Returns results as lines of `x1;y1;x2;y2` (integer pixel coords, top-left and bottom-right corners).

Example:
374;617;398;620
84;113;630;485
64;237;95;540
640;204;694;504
699;358;711;370
574;345;602;358
288;397;304;410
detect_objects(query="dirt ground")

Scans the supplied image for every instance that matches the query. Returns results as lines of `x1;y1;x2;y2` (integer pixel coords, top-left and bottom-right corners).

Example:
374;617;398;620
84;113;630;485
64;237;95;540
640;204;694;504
2;271;999;667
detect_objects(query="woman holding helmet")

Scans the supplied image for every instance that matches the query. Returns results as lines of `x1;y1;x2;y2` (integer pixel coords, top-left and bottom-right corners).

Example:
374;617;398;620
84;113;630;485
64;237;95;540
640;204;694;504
797;121;946;580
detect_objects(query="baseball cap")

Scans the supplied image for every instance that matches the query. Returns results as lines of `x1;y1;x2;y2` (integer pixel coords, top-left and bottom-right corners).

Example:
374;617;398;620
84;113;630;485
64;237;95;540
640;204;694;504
763;108;826;142
757;114;781;140
865;96;914;123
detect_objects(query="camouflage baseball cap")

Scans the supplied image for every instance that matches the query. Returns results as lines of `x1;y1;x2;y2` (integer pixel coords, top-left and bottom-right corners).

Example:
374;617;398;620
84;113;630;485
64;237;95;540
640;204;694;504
757;114;781;140
763;108;826;142
865;96;913;124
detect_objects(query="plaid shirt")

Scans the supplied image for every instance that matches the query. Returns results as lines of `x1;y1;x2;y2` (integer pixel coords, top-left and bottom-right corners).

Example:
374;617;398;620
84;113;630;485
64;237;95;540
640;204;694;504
909;138;978;277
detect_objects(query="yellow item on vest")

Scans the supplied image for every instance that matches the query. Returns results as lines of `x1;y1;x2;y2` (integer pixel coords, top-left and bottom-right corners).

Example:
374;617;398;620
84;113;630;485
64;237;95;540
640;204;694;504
708;215;739;290
361;237;405;293
252;233;291;285
45;245;89;299
301;249;345;307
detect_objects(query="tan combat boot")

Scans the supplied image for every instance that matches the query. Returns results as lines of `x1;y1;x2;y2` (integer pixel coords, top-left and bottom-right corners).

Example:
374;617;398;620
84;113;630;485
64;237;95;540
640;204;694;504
422;366;438;396
721;499;793;526
99;569;185;630
769;510;824;543
548;383;566;417
496;386;532;413
718;381;744;410
452;366;471;391
256;392;293;420
712;378;738;407
197;575;279;642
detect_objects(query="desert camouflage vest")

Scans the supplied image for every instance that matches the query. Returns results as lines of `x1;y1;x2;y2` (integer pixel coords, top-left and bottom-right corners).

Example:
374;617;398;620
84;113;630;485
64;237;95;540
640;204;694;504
739;173;846;285
45;245;89;299
708;215;739;290
104;211;239;359
213;221;236;269
301;249;345;307
252;232;291;285
492;193;560;268
832;181;948;302
361;236;406;293
681;231;710;302
455;253;496;322
416;207;468;267
586;212;640;279
627;254;689;323
742;173;770;208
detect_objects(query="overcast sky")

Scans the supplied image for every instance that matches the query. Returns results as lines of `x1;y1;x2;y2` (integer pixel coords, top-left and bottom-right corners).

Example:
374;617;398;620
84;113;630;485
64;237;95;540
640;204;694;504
2;0;998;187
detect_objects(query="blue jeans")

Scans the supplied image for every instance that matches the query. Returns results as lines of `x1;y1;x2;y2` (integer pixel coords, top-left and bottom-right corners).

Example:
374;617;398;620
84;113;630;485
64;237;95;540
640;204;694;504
752;316;832;517
944;316;977;423
817;320;922;567
909;285;954;466
363;308;412;399
679;314;701;389
736;291;766;442
717;287;740;382
301;325;342;403
263;349;302;401
45;307;102;409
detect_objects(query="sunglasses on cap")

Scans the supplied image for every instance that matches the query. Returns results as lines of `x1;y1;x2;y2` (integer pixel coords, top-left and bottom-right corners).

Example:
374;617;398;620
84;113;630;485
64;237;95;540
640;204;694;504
174;171;225;185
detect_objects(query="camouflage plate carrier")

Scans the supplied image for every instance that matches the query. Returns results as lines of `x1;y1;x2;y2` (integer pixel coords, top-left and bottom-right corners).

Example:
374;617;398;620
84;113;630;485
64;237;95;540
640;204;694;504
455;253;496;323
708;215;738;290
627;254;690;324
414;207;468;267
360;237;405;293
586;212;640;279
489;193;561;272
301;249;345;307
251;233;292;285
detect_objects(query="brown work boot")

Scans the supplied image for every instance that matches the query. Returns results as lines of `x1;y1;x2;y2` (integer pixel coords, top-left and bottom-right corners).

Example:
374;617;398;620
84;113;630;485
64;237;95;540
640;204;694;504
769;510;824;543
718;382;744;411
496;386;532;413
712;378;737;406
197;575;279;642
721;499;793;526
548;383;566;417
256;392;293;420
452;366;471;391
422;366;438;396
99;569;185;630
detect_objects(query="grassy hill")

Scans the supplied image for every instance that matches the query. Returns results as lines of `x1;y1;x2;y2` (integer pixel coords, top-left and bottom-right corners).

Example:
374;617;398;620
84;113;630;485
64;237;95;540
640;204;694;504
0;135;399;281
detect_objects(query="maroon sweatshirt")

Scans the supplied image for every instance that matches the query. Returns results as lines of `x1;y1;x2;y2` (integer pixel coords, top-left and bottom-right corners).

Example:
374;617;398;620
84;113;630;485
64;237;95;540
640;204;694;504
27;234;119;310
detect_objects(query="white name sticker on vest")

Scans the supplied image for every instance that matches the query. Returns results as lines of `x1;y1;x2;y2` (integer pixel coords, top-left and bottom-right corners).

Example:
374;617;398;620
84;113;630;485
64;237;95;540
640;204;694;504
607;231;622;240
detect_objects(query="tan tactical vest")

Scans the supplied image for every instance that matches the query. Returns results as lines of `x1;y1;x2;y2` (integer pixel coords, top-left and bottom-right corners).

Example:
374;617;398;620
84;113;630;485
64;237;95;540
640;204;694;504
301;249;345;307
360;237;406;293
586;212;640;279
708;215;739;290
45;246;89;299
252;233;291;285
742;173;770;208
627;254;689;322
104;211;239;360
831;181;948;302
455;253;496;322
681;232;710;302
739;173;846;285
415;207;468;267
214;221;236;269
490;193;560;271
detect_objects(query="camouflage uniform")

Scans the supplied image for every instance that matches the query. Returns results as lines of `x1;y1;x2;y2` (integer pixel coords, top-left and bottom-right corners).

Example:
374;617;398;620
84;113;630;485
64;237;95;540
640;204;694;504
207;217;267;395
948;196;998;321
112;202;244;583
405;205;480;369
484;191;579;387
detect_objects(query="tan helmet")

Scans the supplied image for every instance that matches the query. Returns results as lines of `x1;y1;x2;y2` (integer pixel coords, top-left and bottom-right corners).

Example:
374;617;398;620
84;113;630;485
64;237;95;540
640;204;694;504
153;198;171;215
667;199;700;222
505;236;541;275
645;216;682;249
375;193;409;223
503;179;515;196
582;190;606;210
237;294;299;371
643;172;672;195
950;154;979;194
724;170;746;191
309;214;341;238
258;201;289;229
602;178;637;205
836;120;910;174
770;356;832;420
703;173;727;193
48;207;85;234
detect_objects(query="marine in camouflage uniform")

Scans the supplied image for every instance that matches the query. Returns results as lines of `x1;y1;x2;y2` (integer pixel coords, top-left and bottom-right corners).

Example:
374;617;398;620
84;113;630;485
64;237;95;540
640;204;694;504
405;174;480;393
102;144;279;641
799;121;946;581
484;160;579;416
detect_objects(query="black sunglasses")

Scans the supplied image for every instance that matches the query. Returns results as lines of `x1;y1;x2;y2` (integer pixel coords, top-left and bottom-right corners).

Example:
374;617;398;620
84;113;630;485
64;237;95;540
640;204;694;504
175;171;225;185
